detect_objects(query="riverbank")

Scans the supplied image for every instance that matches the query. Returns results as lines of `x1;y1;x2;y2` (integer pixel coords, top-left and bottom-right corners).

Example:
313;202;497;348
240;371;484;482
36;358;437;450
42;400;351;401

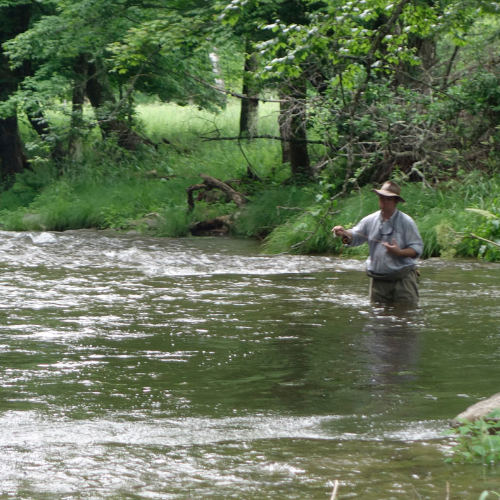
1;169;498;261
2;102;499;261
259;176;500;261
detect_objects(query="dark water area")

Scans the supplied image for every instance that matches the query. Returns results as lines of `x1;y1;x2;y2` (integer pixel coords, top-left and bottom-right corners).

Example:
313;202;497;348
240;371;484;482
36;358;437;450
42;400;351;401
1;230;500;499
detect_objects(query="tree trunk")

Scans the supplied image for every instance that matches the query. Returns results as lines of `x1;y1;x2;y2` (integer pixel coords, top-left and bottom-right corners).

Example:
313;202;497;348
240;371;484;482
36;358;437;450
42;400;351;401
86;59;116;119
86;60;152;150
279;98;291;164
0;116;28;179
27;109;66;163
0;3;33;182
68;53;88;160
278;78;312;180
239;38;259;139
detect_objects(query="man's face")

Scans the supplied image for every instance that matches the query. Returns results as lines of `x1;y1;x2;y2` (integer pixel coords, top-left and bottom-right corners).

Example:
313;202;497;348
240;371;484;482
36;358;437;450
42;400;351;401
378;195;398;215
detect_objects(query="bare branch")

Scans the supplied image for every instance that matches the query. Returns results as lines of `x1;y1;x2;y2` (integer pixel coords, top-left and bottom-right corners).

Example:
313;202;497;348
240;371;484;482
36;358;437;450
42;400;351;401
201;134;327;145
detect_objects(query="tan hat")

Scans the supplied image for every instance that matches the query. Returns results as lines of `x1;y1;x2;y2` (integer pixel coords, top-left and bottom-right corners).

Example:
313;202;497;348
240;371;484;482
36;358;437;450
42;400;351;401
372;181;405;203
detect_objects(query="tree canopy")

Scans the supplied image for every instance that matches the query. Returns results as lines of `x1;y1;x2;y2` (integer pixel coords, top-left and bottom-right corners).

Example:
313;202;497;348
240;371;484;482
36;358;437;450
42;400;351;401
1;0;500;188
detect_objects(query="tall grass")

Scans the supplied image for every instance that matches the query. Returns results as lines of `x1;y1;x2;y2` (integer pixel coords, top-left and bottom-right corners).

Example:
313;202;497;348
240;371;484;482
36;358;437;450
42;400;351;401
233;185;318;238
261;187;379;255
262;179;500;259
0;176;195;232
137;100;282;181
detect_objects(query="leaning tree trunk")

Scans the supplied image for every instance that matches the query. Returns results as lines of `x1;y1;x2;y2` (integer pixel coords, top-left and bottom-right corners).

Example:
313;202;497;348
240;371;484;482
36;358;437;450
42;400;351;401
86;59;152;150
279;77;312;181
239;38;259;139
27;109;66;164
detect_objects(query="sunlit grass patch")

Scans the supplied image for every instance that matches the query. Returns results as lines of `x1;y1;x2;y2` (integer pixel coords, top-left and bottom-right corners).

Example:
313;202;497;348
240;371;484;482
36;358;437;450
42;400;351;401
137;100;282;180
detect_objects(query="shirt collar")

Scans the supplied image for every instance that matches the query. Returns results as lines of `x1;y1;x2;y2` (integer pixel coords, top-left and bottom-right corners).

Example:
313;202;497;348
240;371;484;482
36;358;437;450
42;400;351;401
378;208;399;222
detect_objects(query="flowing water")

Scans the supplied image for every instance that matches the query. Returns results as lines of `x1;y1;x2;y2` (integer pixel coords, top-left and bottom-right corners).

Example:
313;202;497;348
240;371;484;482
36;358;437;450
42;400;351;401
1;230;500;499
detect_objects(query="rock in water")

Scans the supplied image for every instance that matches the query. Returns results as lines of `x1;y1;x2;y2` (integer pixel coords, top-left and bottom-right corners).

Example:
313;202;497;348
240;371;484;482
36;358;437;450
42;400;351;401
453;392;500;425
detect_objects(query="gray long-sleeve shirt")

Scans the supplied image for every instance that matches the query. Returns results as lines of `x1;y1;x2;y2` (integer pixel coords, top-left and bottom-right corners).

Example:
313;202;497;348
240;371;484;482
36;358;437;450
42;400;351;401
348;209;423;275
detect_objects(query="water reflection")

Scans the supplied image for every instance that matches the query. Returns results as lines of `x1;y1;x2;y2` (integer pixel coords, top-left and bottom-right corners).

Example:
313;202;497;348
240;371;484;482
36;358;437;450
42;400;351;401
361;304;423;387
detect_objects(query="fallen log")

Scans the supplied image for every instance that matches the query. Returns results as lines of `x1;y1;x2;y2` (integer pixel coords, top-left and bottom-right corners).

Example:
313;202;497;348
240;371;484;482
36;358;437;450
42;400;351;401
186;174;246;210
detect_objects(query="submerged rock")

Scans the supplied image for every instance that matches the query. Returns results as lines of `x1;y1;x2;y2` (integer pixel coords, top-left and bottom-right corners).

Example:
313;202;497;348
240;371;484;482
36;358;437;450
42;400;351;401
453;392;500;425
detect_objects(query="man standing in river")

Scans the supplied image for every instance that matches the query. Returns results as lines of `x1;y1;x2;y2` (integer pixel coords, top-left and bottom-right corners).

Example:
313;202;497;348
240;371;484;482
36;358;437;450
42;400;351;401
332;181;424;303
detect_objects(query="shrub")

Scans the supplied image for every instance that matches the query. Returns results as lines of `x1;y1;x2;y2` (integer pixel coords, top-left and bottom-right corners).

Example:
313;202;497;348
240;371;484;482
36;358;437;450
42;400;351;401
445;410;500;465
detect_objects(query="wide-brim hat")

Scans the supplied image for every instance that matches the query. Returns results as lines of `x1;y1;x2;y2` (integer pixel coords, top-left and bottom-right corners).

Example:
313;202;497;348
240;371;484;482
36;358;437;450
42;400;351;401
372;181;405;203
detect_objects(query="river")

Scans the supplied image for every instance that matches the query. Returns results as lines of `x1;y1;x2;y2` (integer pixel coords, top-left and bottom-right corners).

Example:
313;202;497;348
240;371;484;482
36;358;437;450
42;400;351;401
1;230;499;499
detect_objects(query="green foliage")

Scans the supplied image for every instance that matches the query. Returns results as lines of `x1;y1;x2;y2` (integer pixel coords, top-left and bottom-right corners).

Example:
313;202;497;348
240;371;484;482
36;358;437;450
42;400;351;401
0;163;58;210
459;207;500;261
217;0;500;191
258;175;500;258
436;222;461;259
1;86;500;261
0;100;285;235
260;207;335;254
156;208;191;238
420;174;500;261
1;0;230;153
445;411;500;465
137;100;282;181
0;171;195;233
233;184;317;238
261;185;378;255
233;0;438;83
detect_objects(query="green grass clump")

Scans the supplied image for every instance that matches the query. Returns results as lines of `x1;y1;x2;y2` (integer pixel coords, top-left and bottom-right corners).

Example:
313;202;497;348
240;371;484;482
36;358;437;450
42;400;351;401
261;186;379;255
233;185;318;238
0;176;192;233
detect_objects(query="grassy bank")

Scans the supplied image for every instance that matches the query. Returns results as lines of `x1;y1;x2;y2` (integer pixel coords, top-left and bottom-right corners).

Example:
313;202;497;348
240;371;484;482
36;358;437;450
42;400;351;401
260;175;500;261
1;100;284;234
2;101;500;261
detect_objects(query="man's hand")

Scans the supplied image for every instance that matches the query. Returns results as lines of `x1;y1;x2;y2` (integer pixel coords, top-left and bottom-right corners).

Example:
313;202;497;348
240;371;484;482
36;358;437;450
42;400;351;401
383;238;417;258
332;225;345;237
332;226;352;244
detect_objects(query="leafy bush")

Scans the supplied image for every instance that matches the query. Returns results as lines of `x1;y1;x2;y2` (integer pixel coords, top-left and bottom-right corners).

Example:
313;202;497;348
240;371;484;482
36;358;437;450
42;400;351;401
458;208;500;261
445;410;500;465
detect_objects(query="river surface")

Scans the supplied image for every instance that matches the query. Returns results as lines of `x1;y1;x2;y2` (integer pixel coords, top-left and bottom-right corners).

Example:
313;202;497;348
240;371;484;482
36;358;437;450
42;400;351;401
1;230;500;499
